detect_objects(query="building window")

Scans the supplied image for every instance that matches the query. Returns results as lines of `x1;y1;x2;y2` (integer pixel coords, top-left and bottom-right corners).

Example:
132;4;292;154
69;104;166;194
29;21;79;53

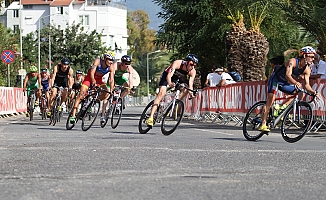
57;7;63;14
23;5;33;9
109;35;114;50
13;10;19;18
78;15;89;26
13;25;19;33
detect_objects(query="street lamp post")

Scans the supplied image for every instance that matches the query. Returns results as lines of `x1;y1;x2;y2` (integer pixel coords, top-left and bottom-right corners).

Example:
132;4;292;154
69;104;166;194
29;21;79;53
146;50;160;100
38;14;59;73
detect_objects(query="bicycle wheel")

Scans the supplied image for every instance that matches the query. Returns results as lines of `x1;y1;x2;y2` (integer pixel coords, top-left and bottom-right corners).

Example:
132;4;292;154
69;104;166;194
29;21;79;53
111;97;123;129
100;102;113;128
242;101;269;141
82;99;100;131
29;93;35;121
138;100;156;134
50;103;57;126
161;99;184;135
281;101;313;143
56;97;62;122
66;111;78;130
41;96;47;120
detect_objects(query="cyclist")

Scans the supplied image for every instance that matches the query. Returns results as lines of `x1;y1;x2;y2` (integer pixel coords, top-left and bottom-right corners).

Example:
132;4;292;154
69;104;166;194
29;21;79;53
39;68;51;112
145;53;198;127
69;52;115;124
48;58;74;117
68;69;85;109
23;65;41;117
100;55;136;123
259;46;319;132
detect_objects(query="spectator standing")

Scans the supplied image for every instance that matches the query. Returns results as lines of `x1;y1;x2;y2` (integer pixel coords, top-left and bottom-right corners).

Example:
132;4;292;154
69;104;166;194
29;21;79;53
204;66;220;87
215;68;236;86
310;53;326;79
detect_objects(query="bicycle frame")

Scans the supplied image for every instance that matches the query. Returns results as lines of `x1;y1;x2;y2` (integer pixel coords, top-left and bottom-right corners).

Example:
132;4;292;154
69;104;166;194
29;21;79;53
271;94;298;128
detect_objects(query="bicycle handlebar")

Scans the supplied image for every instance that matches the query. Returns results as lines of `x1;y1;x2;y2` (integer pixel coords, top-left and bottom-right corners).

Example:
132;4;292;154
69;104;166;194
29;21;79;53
296;88;317;103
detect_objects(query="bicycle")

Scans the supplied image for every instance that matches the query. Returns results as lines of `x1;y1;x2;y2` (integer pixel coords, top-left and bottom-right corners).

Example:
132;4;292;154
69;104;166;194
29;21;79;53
138;80;197;135
66;85;109;131
26;89;36;121
100;85;125;129
40;89;48;120
49;86;64;126
242;88;317;143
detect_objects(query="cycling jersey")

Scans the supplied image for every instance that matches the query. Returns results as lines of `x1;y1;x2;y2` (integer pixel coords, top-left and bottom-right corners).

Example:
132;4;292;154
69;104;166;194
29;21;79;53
159;60;189;86
268;58;305;94
83;58;110;88
114;62;129;86
54;64;70;87
41;76;50;90
26;73;39;96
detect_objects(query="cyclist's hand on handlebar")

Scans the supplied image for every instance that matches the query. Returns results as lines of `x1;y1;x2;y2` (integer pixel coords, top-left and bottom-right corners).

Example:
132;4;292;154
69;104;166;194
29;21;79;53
168;82;175;88
294;82;302;90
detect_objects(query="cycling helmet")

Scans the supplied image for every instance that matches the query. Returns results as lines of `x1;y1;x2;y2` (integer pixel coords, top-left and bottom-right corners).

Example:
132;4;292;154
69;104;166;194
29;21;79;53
121;55;132;63
76;70;83;74
29;65;38;72
41;68;47;73
61;57;70;65
300;46;316;55
103;52;115;60
185;54;199;64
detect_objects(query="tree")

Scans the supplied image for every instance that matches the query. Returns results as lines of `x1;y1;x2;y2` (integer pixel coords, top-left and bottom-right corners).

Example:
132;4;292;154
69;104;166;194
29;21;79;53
273;0;326;56
40;22;107;72
0;23;20;86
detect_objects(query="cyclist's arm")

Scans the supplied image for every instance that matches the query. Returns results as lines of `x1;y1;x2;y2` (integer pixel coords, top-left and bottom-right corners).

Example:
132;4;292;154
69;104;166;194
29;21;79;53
108;64;115;93
167;60;182;87
50;65;58;88
23;73;29;91
285;58;301;88
68;68;74;89
90;59;99;85
37;73;42;89
127;65;134;88
303;67;316;94
188;68;196;91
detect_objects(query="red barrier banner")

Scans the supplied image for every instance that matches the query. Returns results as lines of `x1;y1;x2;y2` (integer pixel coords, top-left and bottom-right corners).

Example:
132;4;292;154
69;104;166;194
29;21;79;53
0;87;27;115
184;79;326;117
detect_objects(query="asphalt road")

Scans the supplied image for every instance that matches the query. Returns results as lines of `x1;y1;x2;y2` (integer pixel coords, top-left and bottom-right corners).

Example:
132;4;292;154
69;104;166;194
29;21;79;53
0;106;325;200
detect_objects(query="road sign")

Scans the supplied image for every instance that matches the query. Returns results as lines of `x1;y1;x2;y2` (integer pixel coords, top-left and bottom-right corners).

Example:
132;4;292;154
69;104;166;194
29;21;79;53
1;50;15;64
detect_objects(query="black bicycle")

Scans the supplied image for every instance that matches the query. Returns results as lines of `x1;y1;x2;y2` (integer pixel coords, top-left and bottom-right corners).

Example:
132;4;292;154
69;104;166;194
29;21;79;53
242;88;317;143
26;89;36;121
139;81;197;135
100;85;125;129
49;86;63;126
66;86;109;131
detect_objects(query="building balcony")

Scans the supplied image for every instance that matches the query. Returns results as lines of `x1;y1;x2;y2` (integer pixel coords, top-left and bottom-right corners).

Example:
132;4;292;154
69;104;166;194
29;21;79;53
87;0;126;9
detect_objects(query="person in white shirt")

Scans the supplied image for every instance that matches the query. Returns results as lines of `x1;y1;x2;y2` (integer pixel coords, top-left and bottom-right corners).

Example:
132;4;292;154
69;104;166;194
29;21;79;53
215;68;236;86
204;67;220;87
310;53;326;79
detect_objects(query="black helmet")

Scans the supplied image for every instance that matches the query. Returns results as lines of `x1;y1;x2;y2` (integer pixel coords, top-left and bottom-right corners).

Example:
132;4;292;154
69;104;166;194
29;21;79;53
121;55;132;63
185;54;199;64
61;58;70;65
76;70;83;74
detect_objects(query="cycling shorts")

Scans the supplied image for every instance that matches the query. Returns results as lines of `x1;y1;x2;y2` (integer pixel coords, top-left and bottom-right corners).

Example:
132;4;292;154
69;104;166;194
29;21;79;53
268;74;296;95
82;74;105;89
158;71;189;86
27;85;38;96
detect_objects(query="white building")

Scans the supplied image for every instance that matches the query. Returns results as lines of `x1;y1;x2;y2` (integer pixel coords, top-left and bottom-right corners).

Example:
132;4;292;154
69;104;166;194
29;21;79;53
2;0;128;59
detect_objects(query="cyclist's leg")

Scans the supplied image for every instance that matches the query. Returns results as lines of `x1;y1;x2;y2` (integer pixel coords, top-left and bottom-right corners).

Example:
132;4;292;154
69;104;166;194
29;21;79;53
260;77;279;131
115;76;129;99
70;82;89;121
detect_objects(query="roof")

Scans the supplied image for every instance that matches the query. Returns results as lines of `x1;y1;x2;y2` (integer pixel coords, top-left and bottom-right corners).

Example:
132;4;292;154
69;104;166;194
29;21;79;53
20;0;82;6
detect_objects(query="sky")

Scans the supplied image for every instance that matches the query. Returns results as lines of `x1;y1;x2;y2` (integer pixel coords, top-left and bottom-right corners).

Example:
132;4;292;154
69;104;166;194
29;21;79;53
127;0;164;30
